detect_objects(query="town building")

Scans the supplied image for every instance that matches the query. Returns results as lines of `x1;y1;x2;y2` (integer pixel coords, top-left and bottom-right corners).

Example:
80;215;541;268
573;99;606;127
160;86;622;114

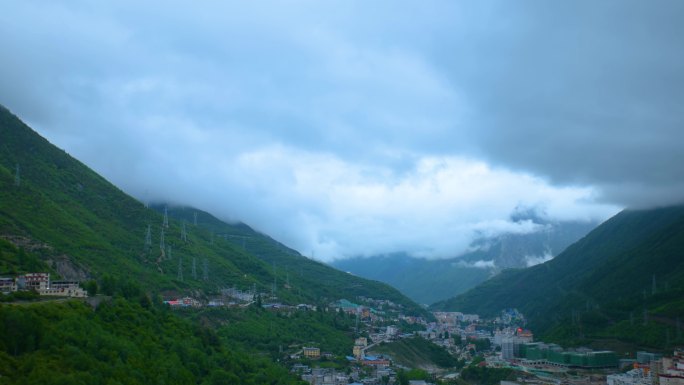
303;347;321;359
0;273;87;298
607;368;652;385
353;344;364;359
655;349;684;385
41;280;87;297
17;273;49;291
518;342;617;369
0;277;17;293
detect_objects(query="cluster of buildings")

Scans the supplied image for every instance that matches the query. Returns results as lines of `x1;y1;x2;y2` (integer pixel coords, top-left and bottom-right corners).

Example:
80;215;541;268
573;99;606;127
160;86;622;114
293;357;393;385
607;349;684;385
163;297;202;308
433;311;480;325
330;299;377;320
0;272;86;298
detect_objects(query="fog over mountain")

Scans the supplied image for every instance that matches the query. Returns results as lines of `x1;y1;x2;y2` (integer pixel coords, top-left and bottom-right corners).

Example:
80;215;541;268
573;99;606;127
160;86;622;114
2;1;682;261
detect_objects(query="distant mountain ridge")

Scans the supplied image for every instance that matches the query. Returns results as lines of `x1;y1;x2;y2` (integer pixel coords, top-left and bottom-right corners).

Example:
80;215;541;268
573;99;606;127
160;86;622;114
432;205;684;351
333;215;597;305
0;104;425;315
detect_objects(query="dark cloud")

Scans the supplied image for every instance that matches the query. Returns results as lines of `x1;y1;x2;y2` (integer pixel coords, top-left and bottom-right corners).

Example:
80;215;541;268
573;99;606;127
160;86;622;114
430;0;684;206
0;1;679;259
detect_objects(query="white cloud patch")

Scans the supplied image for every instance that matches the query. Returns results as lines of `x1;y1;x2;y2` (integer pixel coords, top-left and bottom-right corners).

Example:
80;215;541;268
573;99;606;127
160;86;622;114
456;260;496;269
125;145;617;261
524;252;555;267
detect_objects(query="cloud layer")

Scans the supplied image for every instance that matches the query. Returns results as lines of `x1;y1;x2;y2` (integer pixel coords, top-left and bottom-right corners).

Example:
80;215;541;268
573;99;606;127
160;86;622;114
2;1;680;260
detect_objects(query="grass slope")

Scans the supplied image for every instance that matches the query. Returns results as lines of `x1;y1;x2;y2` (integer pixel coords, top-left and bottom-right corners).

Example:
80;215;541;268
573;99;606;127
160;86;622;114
368;337;458;370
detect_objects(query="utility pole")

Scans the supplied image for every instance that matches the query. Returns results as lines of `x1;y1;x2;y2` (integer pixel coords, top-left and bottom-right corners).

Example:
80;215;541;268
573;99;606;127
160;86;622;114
644;308;648;326
181;221;187;242
144;225;151;253
203;258;208;281
192;258;197;280
160;228;166;259
163;206;169;228
193;211;198;226
14;163;20;187
177;256;183;281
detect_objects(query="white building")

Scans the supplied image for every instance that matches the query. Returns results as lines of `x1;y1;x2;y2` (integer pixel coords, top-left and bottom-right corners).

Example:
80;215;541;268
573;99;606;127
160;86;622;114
606;369;652;385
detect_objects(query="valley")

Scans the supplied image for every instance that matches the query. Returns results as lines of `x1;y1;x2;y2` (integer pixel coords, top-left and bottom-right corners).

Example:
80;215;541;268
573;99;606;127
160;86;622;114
2;103;684;384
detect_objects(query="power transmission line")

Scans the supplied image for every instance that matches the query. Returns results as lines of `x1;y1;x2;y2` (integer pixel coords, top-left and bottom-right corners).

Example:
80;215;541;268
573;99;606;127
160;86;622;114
144;225;151;253
163;206;169;228
160;228;166;259
14;163;20;186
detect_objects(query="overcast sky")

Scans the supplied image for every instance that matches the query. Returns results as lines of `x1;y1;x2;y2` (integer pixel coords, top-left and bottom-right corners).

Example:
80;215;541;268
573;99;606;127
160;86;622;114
2;1;682;261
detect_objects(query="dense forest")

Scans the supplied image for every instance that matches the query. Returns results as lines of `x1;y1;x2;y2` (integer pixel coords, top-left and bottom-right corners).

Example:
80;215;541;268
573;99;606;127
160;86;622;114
0;297;304;385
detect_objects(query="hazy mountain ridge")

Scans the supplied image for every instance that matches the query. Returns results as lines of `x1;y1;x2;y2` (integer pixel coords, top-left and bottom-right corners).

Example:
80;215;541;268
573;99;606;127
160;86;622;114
0;104;424;314
432;205;684;350
333;216;597;305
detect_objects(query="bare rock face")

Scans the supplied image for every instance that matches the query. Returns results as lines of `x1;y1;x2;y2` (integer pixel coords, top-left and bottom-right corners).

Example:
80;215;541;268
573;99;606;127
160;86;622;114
46;255;90;280
1;234;52;252
1;234;90;280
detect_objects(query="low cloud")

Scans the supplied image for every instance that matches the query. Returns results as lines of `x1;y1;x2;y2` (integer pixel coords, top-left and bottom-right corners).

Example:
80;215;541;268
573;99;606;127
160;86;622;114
456;260;496;269
524;252;554;267
3;1;680;261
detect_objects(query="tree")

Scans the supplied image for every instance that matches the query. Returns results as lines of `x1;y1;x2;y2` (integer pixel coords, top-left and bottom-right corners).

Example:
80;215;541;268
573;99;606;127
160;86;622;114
83;280;98;296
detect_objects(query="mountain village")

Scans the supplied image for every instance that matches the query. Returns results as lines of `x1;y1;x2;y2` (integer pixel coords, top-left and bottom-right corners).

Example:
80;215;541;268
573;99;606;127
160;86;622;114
2;270;682;385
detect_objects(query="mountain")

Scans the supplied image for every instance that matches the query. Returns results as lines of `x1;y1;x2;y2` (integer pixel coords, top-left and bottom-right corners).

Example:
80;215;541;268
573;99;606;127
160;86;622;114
432;205;684;351
333;215;597;305
0;104;432;382
0;104;424;314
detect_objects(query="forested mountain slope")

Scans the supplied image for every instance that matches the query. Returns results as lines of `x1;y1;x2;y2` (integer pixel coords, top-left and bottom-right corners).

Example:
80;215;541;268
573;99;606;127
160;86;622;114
0;104;423;314
433;205;684;350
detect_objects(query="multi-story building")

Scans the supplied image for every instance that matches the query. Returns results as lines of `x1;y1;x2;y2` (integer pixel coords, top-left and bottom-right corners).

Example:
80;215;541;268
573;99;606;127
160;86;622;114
656;349;684;385
41;280;87;297
353;344;364;359
17;273;50;291
303;347;320;359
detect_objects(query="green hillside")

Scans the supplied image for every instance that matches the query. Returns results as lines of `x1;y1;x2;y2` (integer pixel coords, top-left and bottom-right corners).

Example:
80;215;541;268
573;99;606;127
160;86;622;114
432;205;684;351
367;336;460;370
0;299;303;385
0;104;423;315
